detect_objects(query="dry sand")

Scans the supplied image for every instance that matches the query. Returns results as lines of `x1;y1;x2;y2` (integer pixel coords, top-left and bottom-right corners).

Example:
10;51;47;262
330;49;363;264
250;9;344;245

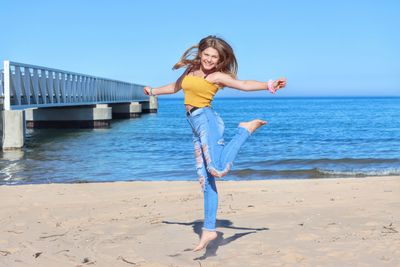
0;176;399;267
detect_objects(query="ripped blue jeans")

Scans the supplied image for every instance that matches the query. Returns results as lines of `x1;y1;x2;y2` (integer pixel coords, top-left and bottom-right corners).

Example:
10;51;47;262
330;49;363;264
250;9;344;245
186;107;251;231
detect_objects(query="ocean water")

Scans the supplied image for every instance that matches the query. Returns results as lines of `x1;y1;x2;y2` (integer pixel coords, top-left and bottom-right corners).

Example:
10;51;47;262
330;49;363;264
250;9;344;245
1;97;399;185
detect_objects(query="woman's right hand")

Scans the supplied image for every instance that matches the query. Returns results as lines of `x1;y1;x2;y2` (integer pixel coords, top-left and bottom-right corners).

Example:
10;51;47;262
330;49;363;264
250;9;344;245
144;86;152;96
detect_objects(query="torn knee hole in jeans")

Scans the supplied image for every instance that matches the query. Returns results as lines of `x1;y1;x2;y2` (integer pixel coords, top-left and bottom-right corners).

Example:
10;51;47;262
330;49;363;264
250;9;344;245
208;163;232;178
200;143;231;178
194;144;203;167
198;175;205;190
202;144;212;165
217;138;225;145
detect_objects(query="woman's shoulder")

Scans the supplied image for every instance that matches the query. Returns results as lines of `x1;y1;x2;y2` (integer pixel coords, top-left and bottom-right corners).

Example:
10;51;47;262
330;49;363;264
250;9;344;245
207;72;227;89
207;71;226;81
211;71;234;79
209;72;234;85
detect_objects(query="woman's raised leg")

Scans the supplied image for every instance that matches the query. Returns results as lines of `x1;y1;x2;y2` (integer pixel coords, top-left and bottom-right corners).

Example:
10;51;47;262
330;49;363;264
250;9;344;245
217;119;268;172
200;110;267;178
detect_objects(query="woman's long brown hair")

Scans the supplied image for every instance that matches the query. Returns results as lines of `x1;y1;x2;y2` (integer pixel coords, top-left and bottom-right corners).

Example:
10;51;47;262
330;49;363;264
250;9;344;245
173;35;238;91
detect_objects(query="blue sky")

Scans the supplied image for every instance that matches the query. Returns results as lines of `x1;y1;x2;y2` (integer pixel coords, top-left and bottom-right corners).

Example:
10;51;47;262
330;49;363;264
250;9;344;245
1;0;399;97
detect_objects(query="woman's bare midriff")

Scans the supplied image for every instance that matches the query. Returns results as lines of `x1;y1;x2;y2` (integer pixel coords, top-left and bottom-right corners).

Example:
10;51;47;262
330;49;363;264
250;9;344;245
185;104;196;112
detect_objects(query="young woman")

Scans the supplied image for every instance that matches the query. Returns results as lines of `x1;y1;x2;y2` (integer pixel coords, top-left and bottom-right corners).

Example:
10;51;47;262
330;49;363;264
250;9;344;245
144;35;286;251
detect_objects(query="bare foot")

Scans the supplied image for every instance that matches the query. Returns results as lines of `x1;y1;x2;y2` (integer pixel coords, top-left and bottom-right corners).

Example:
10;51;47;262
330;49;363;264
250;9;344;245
193;230;218;252
239;119;268;134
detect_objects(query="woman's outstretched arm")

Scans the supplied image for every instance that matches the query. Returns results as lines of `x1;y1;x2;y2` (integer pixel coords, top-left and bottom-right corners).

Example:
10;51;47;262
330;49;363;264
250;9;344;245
144;83;181;96
214;72;286;94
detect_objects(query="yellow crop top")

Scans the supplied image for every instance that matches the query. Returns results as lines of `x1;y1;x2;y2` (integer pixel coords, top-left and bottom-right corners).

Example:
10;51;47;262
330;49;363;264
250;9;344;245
181;75;219;107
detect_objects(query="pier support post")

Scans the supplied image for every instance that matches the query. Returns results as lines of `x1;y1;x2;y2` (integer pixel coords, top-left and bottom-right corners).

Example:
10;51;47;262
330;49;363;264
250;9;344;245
1;110;26;150
142;96;158;113
110;102;142;118
25;104;112;128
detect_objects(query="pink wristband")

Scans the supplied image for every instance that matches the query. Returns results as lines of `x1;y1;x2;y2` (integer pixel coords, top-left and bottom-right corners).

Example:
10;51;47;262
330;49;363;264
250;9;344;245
267;79;275;94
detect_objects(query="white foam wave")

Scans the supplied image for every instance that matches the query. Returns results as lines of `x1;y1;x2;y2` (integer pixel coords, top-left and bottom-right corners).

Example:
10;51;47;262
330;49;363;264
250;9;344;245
318;168;400;176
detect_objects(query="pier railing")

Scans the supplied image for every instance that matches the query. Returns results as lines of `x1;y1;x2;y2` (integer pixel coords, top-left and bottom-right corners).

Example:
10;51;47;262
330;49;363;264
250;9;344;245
1;60;147;110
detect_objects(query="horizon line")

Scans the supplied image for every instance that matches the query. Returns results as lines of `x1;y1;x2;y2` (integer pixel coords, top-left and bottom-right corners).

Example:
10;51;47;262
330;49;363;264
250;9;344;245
158;95;400;99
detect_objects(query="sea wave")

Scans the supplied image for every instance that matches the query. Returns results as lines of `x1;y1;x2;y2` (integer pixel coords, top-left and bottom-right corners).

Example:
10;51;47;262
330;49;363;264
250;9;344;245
317;168;400;177
230;166;400;179
244;158;400;168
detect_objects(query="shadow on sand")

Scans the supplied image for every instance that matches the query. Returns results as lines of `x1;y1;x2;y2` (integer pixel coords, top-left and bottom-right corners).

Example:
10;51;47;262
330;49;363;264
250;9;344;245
162;219;269;260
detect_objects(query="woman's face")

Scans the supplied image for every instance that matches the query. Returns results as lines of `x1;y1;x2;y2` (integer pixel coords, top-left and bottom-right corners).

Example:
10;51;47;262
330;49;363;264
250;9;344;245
200;47;220;71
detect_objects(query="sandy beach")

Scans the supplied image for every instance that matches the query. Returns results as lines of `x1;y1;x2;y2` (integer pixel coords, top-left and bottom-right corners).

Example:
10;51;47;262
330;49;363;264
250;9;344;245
0;176;399;267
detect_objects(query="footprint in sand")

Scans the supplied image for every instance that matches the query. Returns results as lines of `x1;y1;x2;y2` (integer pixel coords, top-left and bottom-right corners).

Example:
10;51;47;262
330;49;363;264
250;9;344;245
295;233;320;241
281;252;306;264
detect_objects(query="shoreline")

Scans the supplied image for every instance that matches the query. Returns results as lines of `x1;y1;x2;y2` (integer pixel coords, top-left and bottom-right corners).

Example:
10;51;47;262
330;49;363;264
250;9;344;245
1;176;399;266
2;174;399;187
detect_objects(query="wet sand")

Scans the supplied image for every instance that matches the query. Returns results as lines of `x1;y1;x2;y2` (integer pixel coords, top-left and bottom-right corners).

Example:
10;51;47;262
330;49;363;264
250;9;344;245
0;176;399;267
